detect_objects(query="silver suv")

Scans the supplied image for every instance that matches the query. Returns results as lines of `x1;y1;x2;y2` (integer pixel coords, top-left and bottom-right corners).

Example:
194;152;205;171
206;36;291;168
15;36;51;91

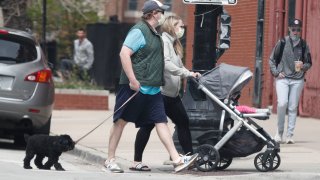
0;27;54;145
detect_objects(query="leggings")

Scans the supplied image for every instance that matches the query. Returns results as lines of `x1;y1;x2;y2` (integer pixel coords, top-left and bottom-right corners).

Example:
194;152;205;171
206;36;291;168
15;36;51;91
134;95;193;162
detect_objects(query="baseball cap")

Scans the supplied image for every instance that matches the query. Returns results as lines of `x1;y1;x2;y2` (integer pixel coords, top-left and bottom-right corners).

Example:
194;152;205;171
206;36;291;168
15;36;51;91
142;0;170;14
289;18;302;27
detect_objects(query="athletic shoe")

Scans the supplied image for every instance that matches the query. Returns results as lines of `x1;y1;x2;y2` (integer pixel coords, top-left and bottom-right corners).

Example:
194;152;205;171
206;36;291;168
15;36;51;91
173;153;198;172
274;133;283;143
102;159;124;173
286;137;295;144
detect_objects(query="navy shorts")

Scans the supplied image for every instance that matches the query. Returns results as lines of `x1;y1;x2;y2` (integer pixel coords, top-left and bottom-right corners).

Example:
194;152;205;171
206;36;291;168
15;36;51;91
113;85;167;127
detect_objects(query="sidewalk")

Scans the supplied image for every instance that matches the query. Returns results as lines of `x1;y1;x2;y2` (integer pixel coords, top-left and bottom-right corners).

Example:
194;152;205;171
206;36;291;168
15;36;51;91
51;93;320;179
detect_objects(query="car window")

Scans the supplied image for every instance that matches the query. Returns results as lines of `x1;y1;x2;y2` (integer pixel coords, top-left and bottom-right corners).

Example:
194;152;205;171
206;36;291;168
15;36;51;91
0;36;37;64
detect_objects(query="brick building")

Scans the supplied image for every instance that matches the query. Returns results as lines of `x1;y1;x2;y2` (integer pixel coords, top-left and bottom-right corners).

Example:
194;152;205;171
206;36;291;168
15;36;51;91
100;0;319;118
185;0;320;118
103;0;188;24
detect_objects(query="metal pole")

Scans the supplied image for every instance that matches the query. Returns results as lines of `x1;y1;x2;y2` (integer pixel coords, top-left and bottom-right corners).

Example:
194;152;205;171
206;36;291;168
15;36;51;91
42;0;47;56
252;0;265;107
192;5;222;71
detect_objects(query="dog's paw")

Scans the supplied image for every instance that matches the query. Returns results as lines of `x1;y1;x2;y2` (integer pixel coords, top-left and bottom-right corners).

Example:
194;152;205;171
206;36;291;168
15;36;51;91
56;168;65;171
24;165;32;169
54;163;65;171
37;166;45;169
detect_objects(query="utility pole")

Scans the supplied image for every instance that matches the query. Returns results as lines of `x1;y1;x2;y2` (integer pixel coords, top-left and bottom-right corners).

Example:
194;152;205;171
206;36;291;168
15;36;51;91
252;0;265;107
192;5;222;71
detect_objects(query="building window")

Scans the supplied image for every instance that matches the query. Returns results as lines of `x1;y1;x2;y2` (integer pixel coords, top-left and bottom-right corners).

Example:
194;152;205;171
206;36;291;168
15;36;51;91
163;0;172;11
128;0;138;11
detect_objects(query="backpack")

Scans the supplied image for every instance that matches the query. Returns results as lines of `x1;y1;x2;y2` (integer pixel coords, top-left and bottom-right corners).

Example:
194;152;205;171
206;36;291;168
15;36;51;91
275;38;311;67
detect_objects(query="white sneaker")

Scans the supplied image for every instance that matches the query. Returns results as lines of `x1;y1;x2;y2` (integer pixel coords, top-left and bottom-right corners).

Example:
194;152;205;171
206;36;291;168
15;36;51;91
286;137;295;144
173;153;198;172
163;153;192;165
102;159;124;173
274;133;282;143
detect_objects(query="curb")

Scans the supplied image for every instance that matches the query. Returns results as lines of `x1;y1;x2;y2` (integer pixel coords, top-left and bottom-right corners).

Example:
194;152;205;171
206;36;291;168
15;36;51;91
67;145;320;179
67;144;131;169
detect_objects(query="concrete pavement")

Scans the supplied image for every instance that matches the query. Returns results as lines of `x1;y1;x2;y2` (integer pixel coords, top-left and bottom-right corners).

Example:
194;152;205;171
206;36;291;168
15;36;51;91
51;93;320;179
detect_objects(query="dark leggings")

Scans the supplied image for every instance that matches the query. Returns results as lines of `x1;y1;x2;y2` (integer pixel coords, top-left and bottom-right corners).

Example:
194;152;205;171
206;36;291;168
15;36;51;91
134;95;193;162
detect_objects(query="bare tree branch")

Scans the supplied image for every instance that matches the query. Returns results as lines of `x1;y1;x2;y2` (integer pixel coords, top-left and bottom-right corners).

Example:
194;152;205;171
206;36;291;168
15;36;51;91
1;0;31;29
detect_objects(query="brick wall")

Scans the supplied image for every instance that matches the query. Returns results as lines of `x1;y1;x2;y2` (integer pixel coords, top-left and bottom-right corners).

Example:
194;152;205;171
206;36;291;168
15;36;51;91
54;89;109;110
185;5;195;70
104;0;188;24
220;1;259;106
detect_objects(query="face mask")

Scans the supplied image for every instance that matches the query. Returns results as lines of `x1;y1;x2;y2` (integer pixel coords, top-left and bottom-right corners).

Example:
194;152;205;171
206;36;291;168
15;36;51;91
176;27;185;39
289;30;300;41
157;14;165;26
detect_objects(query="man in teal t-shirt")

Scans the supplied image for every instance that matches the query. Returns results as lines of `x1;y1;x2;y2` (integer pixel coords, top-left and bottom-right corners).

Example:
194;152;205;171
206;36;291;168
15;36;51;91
103;0;198;174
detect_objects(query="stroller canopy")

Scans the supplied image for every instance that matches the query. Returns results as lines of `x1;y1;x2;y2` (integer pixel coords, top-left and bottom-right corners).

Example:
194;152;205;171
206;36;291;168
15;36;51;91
198;63;252;99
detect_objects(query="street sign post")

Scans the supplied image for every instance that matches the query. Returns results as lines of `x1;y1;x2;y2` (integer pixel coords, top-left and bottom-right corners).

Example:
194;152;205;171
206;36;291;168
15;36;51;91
183;0;237;5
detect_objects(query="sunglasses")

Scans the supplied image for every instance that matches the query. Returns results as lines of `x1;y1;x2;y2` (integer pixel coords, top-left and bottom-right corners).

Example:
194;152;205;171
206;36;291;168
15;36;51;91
155;10;164;14
291;28;301;32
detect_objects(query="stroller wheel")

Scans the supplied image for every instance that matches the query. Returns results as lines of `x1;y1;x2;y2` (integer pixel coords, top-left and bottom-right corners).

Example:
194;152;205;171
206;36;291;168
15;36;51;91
271;153;281;170
216;157;233;170
195;144;220;172
254;152;273;172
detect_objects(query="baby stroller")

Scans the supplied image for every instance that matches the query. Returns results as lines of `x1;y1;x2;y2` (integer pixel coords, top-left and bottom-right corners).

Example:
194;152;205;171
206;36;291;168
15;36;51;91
190;63;280;172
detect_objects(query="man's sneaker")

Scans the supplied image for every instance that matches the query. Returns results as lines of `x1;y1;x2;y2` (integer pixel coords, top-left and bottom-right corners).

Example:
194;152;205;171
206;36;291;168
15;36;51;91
286;137;295;144
102;159;124;173
274;133;283;143
173;153;198;172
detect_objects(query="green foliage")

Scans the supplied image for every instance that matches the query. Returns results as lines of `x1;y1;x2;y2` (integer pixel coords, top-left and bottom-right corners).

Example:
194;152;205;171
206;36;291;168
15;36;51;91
27;0;99;58
55;80;103;90
55;67;103;90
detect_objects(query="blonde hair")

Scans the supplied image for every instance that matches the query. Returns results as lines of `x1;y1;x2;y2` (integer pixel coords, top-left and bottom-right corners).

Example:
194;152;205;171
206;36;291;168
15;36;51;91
160;16;184;58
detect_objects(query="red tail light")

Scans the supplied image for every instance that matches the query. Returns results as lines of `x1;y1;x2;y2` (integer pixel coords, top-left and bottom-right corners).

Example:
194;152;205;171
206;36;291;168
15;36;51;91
25;68;52;83
0;29;9;35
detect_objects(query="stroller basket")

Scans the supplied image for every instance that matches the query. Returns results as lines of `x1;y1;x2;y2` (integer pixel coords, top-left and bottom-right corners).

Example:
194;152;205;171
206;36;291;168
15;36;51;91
197;127;265;158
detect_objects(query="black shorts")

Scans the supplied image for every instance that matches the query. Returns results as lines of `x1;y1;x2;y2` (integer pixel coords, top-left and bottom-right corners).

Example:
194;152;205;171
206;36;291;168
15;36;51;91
113;85;167;127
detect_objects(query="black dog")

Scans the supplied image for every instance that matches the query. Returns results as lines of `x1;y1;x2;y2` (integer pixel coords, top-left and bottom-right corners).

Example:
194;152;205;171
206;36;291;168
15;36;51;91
23;134;75;171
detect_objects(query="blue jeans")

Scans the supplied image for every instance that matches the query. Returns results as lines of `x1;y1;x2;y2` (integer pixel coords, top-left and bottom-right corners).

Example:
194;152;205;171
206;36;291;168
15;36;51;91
276;78;304;137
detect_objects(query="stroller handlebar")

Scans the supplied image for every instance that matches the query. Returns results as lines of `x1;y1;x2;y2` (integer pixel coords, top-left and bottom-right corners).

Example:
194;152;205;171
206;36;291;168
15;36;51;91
189;76;200;84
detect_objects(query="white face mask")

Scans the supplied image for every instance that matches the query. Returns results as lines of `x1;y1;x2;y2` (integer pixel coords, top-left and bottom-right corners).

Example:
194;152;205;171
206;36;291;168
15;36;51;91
290;33;300;41
176;27;185;39
289;29;301;42
157;14;165;26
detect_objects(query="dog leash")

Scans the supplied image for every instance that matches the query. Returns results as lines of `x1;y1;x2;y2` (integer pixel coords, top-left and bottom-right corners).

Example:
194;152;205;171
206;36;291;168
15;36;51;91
74;91;139;144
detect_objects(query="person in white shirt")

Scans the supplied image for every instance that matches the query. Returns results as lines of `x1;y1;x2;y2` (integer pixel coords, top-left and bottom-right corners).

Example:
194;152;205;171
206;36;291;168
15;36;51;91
59;28;94;80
